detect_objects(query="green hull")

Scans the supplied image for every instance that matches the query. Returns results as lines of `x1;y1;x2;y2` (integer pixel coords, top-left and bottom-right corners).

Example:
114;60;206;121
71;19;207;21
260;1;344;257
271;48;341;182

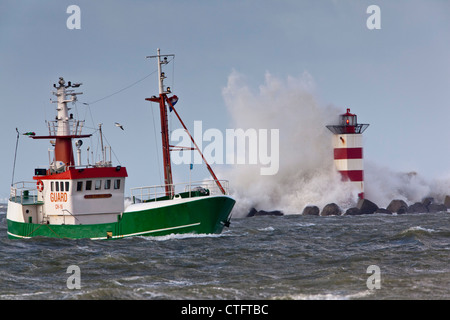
7;196;235;240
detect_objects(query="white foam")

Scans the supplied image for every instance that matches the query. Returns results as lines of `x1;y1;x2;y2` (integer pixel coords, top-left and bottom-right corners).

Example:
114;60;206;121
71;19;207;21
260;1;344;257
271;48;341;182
258;226;275;231
277;290;374;300
403;226;436;234
137;232;227;241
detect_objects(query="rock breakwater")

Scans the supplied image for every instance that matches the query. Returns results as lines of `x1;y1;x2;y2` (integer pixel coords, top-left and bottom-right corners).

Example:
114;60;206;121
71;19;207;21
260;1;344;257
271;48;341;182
246;196;450;217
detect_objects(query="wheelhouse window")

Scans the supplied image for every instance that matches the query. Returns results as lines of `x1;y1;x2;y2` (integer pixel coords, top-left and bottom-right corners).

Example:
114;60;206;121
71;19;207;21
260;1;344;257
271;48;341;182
51;181;54;192
60;182;64;192
114;179;121;190
95;180;102;190
104;179;111;190
86;180;92;191
55;181;59;192
77;181;83;192
65;181;70;192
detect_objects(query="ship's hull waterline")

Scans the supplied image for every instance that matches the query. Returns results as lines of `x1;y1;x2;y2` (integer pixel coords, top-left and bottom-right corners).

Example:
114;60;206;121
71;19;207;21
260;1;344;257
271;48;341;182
7;196;235;240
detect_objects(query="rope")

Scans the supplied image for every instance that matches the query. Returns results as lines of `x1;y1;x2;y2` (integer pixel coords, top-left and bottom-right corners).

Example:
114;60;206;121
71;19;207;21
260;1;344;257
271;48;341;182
11;128;20;186
150;103;163;185
83;70;157;106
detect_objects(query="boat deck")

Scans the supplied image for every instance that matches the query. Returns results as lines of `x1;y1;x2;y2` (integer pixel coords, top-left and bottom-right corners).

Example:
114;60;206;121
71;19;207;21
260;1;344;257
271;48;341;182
9;195;43;206
9;182;43;206
130;180;229;204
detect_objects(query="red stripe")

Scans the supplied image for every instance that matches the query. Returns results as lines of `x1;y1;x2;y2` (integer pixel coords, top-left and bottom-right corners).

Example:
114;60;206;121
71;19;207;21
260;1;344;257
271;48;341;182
334;148;363;160
339;170;363;181
84;194;113;199
33;166;128;180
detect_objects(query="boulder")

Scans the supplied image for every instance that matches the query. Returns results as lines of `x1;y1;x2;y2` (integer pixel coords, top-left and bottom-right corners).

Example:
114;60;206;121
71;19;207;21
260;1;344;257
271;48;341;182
444;195;450;209
407;202;428;213
422;197;434;207
247;207;283;217
258;209;283;216
420;197;447;213
386;200;408;214
397;206;408;214
302;206;320;216
247;208;258;217
427;203;447;213
345;207;361;216
375;208;392;215
356;198;379;215
321;203;342;216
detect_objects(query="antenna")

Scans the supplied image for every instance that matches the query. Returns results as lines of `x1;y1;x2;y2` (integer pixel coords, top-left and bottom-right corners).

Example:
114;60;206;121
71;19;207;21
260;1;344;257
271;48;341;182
146;48;175;95
98;123;105;165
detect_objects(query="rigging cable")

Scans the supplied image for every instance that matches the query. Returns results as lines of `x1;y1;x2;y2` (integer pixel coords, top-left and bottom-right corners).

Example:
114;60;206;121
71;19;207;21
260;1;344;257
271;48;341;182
74;68;165;181
11;128;20;186
83;70;157;106
150;103;163;185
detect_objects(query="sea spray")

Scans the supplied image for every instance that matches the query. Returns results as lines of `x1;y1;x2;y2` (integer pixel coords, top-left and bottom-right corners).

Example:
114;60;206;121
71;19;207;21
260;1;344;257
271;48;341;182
364;161;450;208
219;70;450;216
220;71;360;217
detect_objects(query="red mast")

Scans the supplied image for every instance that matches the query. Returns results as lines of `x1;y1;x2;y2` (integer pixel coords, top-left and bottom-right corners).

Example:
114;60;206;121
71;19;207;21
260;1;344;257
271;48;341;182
146;49;175;196
146;49;226;196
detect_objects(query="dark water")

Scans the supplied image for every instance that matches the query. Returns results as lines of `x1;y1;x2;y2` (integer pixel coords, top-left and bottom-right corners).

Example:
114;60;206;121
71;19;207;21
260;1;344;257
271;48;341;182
0;204;449;300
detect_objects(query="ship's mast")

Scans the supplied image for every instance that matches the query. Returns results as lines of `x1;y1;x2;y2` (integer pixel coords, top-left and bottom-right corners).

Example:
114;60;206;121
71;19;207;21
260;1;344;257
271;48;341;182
146;49;175;196
146;49;227;196
32;77;91;171
54;77;78;166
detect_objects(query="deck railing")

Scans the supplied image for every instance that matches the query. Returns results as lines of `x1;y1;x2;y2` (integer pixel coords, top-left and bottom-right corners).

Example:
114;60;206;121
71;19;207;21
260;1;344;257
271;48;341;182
9;181;41;205
129;180;230;204
47;119;85;136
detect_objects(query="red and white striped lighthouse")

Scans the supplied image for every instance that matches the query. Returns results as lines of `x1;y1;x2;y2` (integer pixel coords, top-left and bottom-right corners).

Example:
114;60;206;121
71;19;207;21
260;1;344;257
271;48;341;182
326;108;369;199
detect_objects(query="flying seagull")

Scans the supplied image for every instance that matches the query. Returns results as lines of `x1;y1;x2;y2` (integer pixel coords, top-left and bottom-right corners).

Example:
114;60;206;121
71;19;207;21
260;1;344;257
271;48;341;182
115;122;124;130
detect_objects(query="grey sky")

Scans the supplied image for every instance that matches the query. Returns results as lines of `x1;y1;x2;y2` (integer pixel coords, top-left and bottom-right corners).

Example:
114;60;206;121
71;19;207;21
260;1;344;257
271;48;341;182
1;0;449;201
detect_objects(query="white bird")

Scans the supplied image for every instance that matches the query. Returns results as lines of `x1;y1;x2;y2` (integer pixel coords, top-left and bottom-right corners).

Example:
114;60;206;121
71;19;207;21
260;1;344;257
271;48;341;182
115;122;124;130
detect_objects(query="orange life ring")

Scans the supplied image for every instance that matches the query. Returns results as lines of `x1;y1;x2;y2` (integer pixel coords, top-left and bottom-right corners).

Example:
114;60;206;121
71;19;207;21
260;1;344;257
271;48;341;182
37;180;44;192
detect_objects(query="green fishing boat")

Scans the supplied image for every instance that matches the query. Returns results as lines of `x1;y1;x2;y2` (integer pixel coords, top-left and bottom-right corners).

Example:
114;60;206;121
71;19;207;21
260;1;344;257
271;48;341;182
7;49;235;240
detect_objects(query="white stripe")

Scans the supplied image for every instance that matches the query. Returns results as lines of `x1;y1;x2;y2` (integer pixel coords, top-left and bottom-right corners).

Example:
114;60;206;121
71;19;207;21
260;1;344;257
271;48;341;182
334;159;364;171
90;222;202;240
332;134;363;148
350;181;364;193
7;231;31;239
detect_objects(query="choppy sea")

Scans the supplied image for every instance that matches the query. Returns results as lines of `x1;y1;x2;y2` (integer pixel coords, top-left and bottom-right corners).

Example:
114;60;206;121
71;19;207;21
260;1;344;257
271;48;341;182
0;204;449;302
